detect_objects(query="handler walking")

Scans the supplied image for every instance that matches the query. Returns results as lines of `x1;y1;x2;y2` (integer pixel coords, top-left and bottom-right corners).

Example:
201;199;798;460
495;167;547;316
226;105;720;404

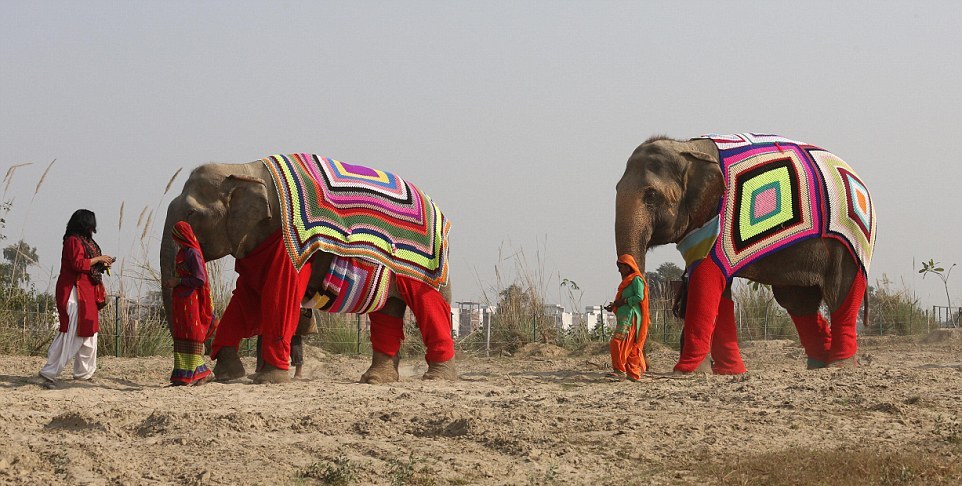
40;209;114;388
605;254;651;381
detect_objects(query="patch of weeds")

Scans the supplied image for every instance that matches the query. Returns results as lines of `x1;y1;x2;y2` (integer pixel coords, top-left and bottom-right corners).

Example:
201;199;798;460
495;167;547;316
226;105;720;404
298;453;359;486
697;447;962;485
934;414;962;446
527;464;559;485
388;453;436;486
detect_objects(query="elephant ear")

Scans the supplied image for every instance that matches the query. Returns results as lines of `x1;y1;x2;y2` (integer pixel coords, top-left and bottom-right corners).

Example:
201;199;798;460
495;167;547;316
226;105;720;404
679;149;717;164
677;148;724;223
224;174;273;252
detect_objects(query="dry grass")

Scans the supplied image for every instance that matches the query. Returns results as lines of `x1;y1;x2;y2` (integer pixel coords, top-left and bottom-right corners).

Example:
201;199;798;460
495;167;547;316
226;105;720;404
701;446;962;485
34;159;55;195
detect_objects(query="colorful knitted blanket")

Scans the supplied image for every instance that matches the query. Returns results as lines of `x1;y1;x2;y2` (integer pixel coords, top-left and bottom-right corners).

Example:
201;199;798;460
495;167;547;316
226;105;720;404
696;133;875;279
262;153;450;289
302;256;393;314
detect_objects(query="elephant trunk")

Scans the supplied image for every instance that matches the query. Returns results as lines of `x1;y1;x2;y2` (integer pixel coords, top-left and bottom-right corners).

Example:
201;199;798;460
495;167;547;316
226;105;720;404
159;202;181;330
614;192;651;273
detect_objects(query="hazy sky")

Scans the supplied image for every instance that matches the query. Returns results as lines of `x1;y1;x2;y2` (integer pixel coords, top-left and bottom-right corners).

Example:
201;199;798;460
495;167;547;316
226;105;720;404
2;1;960;312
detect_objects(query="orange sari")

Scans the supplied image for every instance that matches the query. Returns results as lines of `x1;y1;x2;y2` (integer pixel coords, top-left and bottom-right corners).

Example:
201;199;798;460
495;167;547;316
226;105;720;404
610;254;650;380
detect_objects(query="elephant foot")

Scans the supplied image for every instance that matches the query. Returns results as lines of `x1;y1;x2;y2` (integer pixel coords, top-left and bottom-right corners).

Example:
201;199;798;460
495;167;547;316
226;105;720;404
213;347;246;382
423;359;457;381
806;358;827;370
252;364;291;384
827;356;859;368
360;352;399;384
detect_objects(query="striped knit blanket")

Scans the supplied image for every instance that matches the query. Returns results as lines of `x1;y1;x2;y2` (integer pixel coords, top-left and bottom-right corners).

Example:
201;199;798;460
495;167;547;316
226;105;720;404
697;133;875;279
262;153;450;289
302;256;393;314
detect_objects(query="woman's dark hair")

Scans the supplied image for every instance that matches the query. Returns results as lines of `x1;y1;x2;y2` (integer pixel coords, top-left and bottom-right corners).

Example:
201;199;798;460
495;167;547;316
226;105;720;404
64;209;97;241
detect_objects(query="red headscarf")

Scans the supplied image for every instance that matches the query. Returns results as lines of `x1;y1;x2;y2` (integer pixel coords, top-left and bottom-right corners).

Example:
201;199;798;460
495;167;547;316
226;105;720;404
172;221;201;251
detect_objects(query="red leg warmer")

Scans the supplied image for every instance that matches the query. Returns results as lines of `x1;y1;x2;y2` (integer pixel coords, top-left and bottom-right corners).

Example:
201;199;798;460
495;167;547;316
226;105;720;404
790;313;831;364
258;260;313;371
394;276;455;363
674;258;726;373
710;296;747;374
210;231;312;370
828;271;866;363
369;312;405;357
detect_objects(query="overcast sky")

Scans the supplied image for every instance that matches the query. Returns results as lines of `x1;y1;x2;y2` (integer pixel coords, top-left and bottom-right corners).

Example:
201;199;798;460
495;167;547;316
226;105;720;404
2;1;960;313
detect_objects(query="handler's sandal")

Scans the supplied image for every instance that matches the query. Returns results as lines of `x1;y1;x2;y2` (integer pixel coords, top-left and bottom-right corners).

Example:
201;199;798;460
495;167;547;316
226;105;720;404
39;373;57;389
605;371;626;380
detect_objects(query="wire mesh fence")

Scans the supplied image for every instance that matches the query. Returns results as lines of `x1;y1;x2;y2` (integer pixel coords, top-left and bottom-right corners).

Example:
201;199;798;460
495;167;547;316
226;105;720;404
0;296;955;358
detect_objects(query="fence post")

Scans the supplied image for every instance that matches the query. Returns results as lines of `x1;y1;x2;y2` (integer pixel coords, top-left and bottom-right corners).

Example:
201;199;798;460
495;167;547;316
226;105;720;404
356;314;361;355
764;306;769;340
114;295;120;357
532;315;537;343
485;313;491;358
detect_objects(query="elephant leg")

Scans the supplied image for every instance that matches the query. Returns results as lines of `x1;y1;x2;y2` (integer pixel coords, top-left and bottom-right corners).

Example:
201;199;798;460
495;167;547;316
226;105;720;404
212;346;246;382
674;258;726;373
827;270;867;365
393;276;457;380
710;294;746;374
362;309;404;384
211;274;260;380
246;235;313;384
773;285;830;368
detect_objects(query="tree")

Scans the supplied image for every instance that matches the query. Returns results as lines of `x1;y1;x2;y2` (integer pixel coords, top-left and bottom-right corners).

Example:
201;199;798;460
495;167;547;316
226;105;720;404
492;283;549;350
919;259;956;308
0;239;39;288
646;261;684;300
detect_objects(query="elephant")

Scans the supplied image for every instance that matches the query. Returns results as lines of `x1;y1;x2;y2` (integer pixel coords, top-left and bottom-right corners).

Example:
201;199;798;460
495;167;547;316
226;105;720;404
161;155;457;384
615;133;876;373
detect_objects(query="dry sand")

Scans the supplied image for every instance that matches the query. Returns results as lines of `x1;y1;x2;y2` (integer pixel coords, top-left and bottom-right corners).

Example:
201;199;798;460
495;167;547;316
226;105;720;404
1;332;961;485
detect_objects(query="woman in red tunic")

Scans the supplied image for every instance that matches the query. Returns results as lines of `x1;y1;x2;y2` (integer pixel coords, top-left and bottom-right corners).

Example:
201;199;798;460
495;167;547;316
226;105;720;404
39;209;114;387
164;221;217;386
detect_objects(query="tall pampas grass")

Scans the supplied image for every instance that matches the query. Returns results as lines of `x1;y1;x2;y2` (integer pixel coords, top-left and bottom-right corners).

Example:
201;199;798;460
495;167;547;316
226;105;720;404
2;162;31;196
34;159;55;195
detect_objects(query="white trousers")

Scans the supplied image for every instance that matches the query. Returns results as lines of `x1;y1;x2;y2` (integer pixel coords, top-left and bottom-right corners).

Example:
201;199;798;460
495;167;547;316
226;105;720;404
40;286;98;381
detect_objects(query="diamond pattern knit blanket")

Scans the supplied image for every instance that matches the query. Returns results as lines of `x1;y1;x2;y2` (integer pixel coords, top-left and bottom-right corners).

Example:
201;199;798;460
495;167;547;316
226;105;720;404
262;153;450;289
699;133;876;279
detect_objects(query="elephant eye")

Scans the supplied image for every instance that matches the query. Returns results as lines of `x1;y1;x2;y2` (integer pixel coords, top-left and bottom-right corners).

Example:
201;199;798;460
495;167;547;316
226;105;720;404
643;187;659;205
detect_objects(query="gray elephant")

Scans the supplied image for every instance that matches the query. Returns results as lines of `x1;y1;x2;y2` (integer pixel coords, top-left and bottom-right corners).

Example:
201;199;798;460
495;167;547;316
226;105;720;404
615;133;875;373
161;154;456;384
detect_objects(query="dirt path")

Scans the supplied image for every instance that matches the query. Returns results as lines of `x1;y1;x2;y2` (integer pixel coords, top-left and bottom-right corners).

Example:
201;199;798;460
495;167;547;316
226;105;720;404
1;333;961;485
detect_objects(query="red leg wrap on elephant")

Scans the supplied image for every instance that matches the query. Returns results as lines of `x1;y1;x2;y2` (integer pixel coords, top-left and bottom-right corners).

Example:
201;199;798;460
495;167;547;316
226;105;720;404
674;258;726;373
394;276;455;363
369;313;405;357
710;296;746;374
211;234;282;360
211;230;313;370
828;270;866;363
791;313;831;364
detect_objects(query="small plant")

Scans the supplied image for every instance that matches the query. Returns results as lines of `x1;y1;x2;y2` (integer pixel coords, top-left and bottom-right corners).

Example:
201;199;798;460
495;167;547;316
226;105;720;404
526;464;559;485
388;453;436;486
299;454;359;485
919;258;956;308
933;414;962;446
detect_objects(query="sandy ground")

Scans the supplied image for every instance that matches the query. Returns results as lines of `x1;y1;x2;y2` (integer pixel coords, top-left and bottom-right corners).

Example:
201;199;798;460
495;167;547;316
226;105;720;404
1;332;961;486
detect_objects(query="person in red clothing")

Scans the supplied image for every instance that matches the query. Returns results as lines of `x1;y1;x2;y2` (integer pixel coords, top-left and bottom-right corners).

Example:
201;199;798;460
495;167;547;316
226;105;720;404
39;209;115;388
164;221;217;386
